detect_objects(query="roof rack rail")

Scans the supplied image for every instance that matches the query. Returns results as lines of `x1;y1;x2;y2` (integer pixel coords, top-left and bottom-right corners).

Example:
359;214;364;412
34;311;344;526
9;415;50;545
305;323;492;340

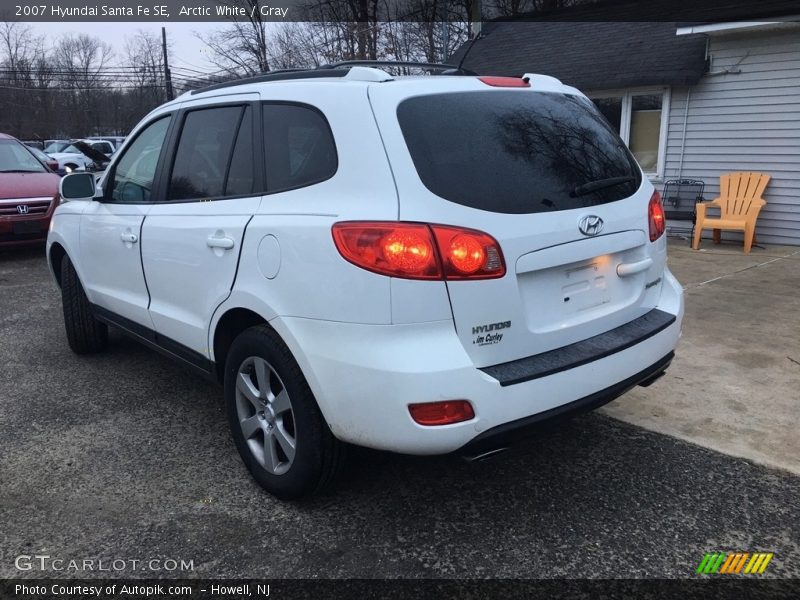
318;60;476;75
188;60;476;96
189;68;349;95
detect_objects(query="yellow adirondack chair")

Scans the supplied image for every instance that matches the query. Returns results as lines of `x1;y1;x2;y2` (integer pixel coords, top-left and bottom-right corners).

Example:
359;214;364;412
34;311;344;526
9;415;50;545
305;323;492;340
692;172;770;254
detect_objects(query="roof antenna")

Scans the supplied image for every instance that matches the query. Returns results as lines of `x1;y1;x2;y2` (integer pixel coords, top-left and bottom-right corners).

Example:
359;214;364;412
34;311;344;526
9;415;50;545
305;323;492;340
456;32;483;74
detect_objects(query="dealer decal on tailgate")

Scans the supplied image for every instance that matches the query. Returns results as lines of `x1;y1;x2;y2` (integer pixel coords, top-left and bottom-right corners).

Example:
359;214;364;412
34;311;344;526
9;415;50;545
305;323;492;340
472;321;511;346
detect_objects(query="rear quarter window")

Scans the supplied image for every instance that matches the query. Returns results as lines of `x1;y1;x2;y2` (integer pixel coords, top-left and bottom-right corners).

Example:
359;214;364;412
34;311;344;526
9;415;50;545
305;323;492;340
263;103;337;193
397;91;641;214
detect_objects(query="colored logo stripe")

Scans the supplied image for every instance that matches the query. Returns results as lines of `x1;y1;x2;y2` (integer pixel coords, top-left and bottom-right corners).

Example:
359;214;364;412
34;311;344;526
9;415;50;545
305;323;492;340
697;553;726;574
719;553;749;573
744;553;774;574
697;552;774;575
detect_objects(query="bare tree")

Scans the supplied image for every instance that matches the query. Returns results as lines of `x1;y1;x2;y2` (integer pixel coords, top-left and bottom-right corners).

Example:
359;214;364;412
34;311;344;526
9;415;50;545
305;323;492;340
0;22;38;80
300;0;382;62
126;31;167;100
0;22;45;135
0;0;605;140
51;33;114;135
297;0;471;66
382;0;469;65
200;0;574;76
266;23;326;69
197;0;270;75
116;30;170;133
491;0;589;17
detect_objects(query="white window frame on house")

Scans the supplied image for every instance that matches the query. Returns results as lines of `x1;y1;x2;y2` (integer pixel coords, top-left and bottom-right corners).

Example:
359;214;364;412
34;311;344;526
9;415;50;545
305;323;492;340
589;87;671;180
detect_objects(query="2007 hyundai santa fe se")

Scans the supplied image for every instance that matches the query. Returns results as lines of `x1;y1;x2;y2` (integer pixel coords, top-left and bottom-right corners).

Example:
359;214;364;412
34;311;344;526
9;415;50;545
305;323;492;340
47;64;684;499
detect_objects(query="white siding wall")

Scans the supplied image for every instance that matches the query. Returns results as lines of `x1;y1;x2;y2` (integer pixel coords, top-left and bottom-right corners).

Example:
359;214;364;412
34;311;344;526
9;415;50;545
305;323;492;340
661;27;800;245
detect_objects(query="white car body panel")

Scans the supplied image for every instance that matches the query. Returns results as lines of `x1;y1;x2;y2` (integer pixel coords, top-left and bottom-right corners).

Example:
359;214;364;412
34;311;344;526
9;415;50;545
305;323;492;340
45;204;83;280
368;80;665;368
48;152;90;171
79;200;154;328
46;117;172;326
139;93;261;356
207;83;401;339
48;71;684;456
48;141;114;171
271;267;682;453
142;200;259;357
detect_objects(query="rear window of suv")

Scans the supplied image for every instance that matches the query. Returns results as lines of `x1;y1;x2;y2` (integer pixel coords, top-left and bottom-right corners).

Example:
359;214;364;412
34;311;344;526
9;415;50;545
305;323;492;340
397;91;641;214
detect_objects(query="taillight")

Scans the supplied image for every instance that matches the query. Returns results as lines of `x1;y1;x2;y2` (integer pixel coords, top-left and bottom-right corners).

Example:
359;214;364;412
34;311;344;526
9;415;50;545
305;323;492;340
408;400;475;426
431;225;506;280
478;76;530;88
331;222;506;281
648;190;666;242
332;222;440;279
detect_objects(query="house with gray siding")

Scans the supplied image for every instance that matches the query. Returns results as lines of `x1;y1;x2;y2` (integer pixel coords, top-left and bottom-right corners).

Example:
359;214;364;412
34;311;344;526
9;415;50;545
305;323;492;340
452;19;800;245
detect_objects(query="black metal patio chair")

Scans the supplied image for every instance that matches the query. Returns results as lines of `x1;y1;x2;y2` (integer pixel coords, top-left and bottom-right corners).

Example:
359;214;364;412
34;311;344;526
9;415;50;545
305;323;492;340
662;179;705;242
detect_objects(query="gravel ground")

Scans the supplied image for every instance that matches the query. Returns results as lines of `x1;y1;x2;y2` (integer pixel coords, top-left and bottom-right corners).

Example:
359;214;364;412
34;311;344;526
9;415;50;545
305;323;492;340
1;246;798;580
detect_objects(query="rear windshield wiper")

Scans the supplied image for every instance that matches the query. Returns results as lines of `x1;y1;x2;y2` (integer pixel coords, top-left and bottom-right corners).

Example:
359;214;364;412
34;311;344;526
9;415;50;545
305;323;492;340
571;176;636;197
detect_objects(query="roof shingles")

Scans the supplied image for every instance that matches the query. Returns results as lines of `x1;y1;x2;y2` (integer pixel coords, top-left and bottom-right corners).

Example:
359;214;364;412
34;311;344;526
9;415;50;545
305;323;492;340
452;22;708;91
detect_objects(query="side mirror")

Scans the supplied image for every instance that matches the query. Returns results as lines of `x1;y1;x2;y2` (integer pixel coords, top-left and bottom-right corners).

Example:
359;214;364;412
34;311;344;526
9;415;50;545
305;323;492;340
59;172;97;202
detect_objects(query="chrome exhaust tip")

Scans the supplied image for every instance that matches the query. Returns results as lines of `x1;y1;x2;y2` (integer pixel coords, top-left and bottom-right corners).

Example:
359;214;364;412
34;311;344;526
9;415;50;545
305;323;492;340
462;447;510;463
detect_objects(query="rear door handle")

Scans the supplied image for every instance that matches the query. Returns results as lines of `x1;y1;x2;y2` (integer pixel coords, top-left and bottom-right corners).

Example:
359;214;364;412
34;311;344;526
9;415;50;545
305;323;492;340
616;257;653;277
207;234;235;250
120;232;138;244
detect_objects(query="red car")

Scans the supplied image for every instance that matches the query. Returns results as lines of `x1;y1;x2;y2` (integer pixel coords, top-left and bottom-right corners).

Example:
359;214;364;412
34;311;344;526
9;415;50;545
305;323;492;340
0;133;61;247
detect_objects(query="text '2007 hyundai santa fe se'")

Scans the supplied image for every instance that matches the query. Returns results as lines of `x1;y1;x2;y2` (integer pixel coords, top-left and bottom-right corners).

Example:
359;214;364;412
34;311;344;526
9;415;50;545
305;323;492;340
47;64;684;499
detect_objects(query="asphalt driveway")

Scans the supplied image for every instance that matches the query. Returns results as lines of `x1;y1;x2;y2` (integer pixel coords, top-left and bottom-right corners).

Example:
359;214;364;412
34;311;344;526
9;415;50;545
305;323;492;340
1;245;798;580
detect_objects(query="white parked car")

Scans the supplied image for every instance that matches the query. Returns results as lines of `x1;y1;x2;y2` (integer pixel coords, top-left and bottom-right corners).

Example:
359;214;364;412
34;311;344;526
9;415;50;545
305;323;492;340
86;136;127;152
46;139;115;172
47;65;683;499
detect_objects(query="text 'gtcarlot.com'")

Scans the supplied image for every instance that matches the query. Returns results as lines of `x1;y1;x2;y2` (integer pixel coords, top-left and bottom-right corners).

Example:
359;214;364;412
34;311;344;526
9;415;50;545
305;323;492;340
14;554;194;572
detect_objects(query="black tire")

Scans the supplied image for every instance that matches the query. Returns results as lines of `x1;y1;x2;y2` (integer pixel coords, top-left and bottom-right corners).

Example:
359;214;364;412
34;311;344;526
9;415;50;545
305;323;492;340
224;325;345;500
60;255;108;354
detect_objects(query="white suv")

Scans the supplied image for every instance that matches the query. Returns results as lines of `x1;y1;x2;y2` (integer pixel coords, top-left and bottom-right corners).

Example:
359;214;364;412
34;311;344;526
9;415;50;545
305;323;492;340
48;65;684;499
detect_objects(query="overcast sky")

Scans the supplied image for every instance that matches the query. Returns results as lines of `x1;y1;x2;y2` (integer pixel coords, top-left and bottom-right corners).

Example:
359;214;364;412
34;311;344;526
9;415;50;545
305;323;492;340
28;22;225;72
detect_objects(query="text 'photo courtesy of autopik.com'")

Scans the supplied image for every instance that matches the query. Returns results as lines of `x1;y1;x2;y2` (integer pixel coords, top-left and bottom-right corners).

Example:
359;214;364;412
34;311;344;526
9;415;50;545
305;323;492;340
1;0;799;598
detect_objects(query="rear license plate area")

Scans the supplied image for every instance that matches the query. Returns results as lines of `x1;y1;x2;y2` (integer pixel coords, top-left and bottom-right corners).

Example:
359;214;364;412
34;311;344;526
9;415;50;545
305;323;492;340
562;260;610;312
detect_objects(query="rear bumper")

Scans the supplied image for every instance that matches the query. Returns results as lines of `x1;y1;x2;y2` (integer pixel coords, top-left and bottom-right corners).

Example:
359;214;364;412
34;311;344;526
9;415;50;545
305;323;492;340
480;309;675;386
271;268;684;455
460;351;673;455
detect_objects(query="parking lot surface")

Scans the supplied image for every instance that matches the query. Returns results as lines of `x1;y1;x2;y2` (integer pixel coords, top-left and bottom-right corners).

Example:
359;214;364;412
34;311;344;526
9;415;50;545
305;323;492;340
605;241;800;474
1;246;799;579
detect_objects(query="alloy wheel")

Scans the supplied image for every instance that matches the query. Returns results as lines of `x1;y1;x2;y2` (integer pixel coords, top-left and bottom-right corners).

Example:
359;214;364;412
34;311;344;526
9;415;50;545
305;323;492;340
235;356;296;475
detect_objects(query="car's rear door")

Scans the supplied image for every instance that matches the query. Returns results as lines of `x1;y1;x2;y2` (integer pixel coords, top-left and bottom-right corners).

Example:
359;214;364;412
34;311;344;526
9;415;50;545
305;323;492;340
140;95;261;360
369;79;667;368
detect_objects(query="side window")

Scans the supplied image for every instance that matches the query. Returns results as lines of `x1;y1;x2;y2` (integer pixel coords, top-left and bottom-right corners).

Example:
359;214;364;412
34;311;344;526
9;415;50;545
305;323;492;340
224;107;255;197
168;106;252;201
263;104;337;193
110;116;171;203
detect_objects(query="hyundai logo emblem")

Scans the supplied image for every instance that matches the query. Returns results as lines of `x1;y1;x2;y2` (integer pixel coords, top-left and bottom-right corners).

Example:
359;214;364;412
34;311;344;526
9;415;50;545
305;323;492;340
578;215;604;236
16;205;29;215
